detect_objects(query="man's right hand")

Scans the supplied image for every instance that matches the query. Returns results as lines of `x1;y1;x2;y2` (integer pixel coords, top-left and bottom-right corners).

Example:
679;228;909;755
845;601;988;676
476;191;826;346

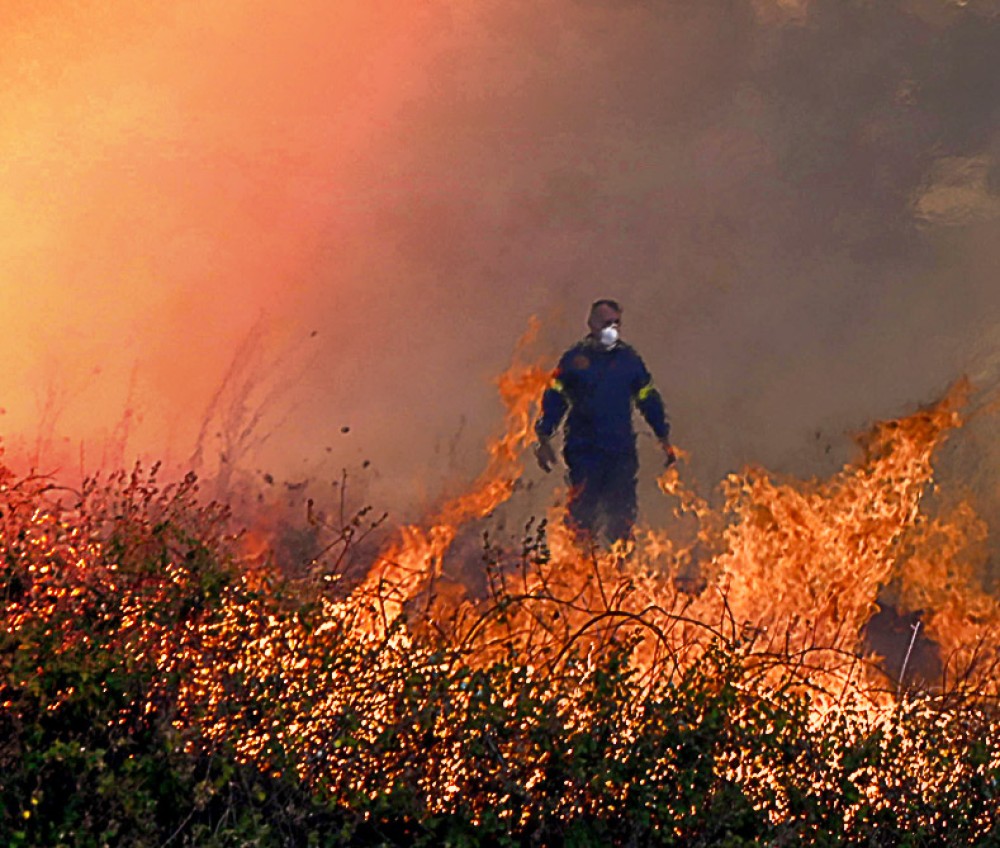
534;439;557;473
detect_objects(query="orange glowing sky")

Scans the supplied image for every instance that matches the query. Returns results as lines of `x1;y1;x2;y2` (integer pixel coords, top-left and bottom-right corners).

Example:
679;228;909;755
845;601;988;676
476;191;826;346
2;0;1000;526
1;1;438;472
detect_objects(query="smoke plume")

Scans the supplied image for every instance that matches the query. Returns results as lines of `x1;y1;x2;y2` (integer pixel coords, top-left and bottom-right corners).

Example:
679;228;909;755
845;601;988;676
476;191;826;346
2;0;999;556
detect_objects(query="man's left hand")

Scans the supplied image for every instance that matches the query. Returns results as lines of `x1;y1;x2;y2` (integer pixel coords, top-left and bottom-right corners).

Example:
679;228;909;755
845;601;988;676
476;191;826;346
660;439;677;468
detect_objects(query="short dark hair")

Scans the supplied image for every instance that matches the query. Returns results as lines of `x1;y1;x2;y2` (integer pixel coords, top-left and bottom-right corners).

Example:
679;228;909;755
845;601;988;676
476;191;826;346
590;298;622;314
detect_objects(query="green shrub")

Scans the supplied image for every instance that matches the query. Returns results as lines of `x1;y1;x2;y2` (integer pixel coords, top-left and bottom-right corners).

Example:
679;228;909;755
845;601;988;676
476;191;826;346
1;465;998;846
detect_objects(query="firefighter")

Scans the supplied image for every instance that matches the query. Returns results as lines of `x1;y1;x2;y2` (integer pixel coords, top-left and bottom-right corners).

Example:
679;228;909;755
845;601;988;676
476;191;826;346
533;299;675;545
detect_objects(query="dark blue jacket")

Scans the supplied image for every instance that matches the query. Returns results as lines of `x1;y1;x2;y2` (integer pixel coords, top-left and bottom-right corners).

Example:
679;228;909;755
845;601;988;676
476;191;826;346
535;338;669;456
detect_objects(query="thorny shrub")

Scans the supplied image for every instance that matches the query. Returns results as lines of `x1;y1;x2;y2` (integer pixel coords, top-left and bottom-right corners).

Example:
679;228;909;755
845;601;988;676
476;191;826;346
0;464;998;847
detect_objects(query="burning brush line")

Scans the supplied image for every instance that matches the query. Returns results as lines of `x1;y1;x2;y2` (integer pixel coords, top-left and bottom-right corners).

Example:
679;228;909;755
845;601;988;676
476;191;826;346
2;319;999;843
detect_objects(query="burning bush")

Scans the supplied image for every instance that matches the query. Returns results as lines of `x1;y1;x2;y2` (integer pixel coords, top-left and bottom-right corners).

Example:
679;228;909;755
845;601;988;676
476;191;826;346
0;457;998;846
2;334;1000;845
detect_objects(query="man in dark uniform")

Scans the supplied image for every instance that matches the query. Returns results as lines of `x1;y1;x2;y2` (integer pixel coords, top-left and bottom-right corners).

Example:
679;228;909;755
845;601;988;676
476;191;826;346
534;299;675;545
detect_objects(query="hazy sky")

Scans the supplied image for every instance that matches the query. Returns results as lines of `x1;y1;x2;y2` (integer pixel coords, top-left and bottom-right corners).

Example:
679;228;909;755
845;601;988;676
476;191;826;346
2;0;999;528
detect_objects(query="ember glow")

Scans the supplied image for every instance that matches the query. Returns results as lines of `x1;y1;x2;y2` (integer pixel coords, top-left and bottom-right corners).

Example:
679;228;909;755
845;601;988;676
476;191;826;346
3;327;999;841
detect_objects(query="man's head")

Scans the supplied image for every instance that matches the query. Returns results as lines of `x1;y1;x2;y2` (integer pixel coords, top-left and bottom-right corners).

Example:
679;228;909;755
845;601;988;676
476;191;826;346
588;299;622;348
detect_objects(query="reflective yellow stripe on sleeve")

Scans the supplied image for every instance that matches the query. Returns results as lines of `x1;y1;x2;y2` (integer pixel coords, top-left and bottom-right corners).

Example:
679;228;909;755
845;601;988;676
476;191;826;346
551;378;567;395
636;382;656;402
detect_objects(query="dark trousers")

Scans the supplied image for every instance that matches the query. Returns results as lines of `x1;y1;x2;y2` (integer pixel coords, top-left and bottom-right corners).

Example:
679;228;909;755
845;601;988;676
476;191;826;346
565;448;638;546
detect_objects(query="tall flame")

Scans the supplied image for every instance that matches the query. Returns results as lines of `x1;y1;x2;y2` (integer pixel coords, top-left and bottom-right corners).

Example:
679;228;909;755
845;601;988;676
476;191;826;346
358;317;551;624
351;328;990;704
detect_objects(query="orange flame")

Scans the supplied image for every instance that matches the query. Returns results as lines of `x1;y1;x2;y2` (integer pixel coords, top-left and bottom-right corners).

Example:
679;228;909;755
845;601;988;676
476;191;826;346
358;317;551;624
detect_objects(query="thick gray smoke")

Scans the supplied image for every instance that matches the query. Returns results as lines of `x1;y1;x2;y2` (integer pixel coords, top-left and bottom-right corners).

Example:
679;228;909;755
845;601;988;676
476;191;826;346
305;0;1000;525
3;0;999;572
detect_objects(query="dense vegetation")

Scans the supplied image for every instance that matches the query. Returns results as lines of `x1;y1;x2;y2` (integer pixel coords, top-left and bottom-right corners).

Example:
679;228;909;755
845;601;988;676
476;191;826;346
1;464;998;847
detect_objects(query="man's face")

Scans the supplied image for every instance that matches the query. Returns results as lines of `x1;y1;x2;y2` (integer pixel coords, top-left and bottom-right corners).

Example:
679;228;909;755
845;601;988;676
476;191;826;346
588;303;622;337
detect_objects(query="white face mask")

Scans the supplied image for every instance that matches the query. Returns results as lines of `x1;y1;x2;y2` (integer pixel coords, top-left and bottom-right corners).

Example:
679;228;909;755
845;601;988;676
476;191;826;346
599;324;620;348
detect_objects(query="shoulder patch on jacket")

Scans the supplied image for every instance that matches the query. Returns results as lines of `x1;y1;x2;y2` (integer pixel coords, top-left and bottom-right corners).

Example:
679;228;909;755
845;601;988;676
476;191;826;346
572;353;591;370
